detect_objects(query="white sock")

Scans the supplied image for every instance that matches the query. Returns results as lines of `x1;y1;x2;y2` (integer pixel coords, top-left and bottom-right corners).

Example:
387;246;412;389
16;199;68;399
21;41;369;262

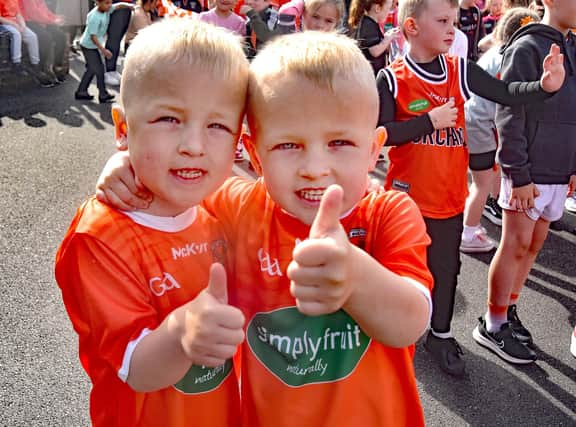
431;329;453;339
485;311;507;333
462;225;479;241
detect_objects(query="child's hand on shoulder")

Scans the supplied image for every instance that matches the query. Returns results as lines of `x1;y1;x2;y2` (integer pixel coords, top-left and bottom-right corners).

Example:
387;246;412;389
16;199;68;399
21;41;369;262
540;44;565;93
428;97;457;130
96;151;153;211
287;185;357;316
171;263;245;367
510;182;540;211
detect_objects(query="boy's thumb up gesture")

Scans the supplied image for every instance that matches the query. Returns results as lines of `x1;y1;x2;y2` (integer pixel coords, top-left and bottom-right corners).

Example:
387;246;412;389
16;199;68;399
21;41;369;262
541;44;565;93
179;263;245;367
288;185;356;316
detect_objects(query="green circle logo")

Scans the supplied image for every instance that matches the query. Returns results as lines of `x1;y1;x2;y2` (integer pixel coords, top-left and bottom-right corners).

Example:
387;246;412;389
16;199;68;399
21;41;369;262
408;99;430;112
247;307;371;387
173;359;233;394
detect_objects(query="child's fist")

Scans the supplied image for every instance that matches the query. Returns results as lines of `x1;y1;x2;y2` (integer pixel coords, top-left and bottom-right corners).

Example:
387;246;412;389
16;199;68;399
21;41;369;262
287;185;355;316
428;98;457;129
179;263;245;367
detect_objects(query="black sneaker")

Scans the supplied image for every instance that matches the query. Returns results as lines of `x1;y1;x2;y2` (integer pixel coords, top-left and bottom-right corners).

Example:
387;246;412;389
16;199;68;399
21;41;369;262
472;317;536;364
507;304;533;345
75;91;94;101
424;332;466;377
12;63;29;77
483;196;503;226
98;93;115;104
27;65;56;88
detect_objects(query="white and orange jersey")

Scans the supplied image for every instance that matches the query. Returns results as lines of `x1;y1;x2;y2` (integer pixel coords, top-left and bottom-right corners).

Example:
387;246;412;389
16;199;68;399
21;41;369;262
204;177;433;427
380;54;471;219
55;198;240;427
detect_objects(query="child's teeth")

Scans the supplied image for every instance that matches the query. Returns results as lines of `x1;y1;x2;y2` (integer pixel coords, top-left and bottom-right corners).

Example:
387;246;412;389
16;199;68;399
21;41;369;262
177;170;202;179
300;189;324;201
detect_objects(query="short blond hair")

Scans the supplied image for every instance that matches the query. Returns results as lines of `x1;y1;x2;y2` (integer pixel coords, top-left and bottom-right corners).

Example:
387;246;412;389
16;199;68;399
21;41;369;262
247;31;377;132
398;0;458;26
120;18;249;108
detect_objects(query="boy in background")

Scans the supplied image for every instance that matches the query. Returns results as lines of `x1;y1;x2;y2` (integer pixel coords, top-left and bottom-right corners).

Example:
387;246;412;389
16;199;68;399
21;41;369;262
74;0;133;103
459;0;484;61
377;0;564;375
98;31;434;426
476;0;576;363
55;19;249;426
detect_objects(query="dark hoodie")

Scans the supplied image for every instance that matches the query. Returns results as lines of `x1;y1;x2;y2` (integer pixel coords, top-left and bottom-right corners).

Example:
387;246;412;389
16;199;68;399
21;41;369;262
496;23;576;187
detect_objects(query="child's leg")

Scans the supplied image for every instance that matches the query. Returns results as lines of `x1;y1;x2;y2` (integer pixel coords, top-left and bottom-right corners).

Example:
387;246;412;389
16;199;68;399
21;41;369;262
423;214;466;376
464;168;496;228
78;47;107;96
1;24;23;64
511;217;550;299
486;209;536;330
20;26;41;66
77;47;97;94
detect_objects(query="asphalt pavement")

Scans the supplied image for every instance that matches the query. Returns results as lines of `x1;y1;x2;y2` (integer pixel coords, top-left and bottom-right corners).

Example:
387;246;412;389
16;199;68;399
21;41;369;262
1;55;574;426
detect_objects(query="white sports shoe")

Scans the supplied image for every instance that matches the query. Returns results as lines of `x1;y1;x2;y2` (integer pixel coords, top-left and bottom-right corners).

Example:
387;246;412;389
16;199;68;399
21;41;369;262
565;194;576;214
460;228;496;253
571;327;576;358
104;71;120;86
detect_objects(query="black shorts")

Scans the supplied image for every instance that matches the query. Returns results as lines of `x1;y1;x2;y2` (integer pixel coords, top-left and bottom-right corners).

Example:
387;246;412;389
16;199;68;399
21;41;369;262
469;150;496;171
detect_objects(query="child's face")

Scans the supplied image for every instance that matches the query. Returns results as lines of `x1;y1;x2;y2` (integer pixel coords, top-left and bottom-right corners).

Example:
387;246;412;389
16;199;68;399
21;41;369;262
409;0;457;56
372;0;393;23
302;4;340;31
489;0;502;15
97;0;113;12
115;67;246;216
216;0;236;12
247;76;386;226
251;0;270;12
549;0;576;32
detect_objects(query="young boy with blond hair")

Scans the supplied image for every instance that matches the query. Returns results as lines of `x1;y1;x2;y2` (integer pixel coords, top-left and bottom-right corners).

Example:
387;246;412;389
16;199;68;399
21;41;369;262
97;31;434;426
377;0;565;376
55;19;249;427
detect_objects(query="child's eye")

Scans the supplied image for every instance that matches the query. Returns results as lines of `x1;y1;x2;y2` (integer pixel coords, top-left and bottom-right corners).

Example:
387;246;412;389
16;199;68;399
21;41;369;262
329;140;354;147
439;19;447;23
153;116;180;124
208;123;232;133
272;142;299;150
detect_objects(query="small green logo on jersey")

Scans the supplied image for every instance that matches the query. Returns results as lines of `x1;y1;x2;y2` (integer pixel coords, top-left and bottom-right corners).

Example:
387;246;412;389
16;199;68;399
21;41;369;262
408;99;430;112
247;307;370;387
173;359;232;394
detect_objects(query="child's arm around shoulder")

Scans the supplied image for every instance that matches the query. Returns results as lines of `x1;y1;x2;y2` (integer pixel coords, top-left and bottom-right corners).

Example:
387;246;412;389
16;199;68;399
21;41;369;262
287;186;431;348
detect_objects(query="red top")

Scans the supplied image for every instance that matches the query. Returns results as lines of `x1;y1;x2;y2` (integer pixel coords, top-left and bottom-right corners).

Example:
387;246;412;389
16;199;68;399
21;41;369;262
19;0;59;24
0;0;20;19
205;177;432;427
55;198;241;427
382;54;471;218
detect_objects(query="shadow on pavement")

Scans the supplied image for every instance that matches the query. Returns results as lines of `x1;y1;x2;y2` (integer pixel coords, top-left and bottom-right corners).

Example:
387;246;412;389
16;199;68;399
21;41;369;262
415;342;576;426
0;56;114;130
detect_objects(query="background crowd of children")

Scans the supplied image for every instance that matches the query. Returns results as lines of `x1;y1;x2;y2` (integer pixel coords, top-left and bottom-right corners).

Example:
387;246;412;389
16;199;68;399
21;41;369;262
38;0;576;423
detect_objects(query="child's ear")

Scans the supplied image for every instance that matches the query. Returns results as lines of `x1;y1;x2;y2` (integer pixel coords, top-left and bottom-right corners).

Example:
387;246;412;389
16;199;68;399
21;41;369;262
368;126;388;171
403;17;418;37
111;105;128;151
242;132;264;176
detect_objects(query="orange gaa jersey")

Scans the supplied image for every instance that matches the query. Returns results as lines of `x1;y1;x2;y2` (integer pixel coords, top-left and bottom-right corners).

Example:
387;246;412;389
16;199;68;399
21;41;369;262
204;177;433;427
54;197;240;427
380;54;471;218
